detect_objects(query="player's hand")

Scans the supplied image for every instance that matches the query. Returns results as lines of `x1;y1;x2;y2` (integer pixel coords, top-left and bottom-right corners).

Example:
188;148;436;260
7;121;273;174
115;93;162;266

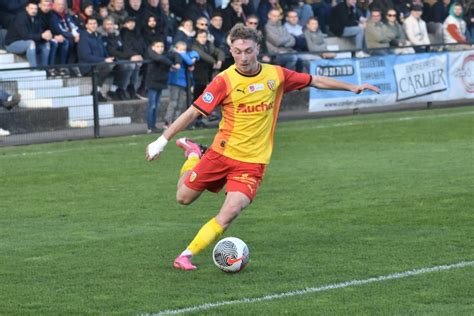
352;83;381;94
145;135;168;161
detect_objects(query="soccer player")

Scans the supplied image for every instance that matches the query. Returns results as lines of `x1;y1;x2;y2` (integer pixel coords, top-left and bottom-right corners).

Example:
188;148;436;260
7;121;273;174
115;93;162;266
146;24;380;270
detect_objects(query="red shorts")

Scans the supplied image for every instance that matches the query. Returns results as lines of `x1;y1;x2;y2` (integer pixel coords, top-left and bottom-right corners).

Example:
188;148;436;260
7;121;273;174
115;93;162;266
184;149;266;201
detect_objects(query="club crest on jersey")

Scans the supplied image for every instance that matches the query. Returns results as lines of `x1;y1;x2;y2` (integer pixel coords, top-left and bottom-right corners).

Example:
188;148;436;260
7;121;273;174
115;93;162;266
267;80;275;91
248;83;264;93
202;92;214;103
189;171;197;182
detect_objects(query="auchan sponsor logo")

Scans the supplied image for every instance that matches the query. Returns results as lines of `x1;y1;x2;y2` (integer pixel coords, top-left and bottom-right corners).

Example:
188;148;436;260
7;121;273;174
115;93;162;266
237;102;274;113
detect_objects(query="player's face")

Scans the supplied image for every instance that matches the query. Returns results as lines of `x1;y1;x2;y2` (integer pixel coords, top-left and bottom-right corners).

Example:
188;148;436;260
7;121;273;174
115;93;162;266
231;39;260;75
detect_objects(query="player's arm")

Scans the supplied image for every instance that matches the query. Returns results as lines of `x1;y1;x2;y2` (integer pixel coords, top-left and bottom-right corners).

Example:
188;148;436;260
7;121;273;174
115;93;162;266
145;107;201;161
311;75;381;94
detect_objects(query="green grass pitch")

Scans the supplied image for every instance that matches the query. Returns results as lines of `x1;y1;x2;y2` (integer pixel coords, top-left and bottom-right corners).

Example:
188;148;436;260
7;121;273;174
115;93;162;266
1;106;473;314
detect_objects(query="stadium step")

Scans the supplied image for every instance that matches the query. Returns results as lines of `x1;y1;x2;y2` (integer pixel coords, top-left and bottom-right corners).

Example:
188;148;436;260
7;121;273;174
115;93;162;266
19;86;81;100
0;70;46;80
17;78;64;89
69;116;131;128
68;103;114;121
0;62;30;70
20;95;93;108
0;53;15;64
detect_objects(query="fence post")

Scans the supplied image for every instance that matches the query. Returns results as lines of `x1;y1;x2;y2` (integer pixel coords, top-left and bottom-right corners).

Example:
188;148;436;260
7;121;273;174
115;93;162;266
91;65;100;138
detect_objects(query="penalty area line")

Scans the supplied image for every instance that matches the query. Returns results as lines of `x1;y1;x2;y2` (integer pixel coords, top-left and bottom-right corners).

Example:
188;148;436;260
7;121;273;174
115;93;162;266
144;260;474;316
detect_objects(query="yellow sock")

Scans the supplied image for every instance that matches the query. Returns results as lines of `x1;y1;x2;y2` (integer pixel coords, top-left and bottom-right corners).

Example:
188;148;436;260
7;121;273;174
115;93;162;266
179;156;200;177
186;218;225;256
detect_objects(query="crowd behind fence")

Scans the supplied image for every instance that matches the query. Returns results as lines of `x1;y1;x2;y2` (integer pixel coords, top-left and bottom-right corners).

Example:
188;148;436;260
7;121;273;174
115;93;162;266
0;0;473;145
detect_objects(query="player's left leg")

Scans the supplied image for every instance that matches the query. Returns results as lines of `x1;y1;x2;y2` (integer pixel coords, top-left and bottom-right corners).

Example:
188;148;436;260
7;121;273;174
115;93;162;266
173;192;251;270
175;138;208;205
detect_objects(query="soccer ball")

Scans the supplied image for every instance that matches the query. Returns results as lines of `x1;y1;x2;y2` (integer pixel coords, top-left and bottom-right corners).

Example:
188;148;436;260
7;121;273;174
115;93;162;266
212;237;250;273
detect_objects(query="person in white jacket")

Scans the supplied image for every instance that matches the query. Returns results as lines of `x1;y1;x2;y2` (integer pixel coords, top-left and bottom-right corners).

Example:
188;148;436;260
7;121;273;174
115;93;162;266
403;5;430;52
443;2;471;51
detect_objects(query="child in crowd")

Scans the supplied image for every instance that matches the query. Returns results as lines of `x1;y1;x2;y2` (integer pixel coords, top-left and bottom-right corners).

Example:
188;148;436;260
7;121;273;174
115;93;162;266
145;41;178;133
164;41;199;130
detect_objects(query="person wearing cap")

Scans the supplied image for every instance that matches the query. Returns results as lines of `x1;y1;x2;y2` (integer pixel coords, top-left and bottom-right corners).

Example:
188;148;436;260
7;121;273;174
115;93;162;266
403;4;430;51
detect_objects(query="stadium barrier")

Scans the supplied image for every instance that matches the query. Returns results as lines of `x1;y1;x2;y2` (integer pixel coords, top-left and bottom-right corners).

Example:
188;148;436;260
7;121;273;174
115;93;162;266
309;48;474;112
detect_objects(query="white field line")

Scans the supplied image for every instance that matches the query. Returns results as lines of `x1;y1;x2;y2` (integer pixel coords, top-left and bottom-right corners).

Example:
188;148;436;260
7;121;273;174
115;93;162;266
144;260;474;316
1;110;473;159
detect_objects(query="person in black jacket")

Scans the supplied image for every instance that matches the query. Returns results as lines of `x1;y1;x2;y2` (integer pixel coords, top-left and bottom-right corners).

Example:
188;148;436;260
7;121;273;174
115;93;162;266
328;0;369;57
0;0;28;29
5;2;52;68
102;17;138;100
126;0;147;30
191;29;225;128
120;16;147;98
142;15;165;46
145;41;178;133
77;17;115;102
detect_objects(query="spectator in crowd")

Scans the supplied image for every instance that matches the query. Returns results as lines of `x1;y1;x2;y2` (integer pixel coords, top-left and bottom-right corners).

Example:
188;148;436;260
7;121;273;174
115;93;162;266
50;0;80;69
393;0;412;20
431;0;451;23
241;0;257;16
38;0;65;76
160;0;178;47
142;15;166;46
146;40;177;133
191;29;225;128
101;17;139;100
73;2;99;30
329;0;370;57
5;2;52;68
222;0;247;33
304;17;335;58
403;4;430;51
126;0;146;30
170;0;190;21
258;0;284;27
195;17;216;44
364;7;391;54
284;10;307;51
108;0;129;28
77;17;115;102
98;5;110;25
385;8;415;54
369;0;395;16
265;8;298;70
443;2;470;50
287;0;314;27
0;0;28;29
245;14;272;63
306;0;332;34
120;16;147;98
174;19;196;49
144;0;168;39
466;0;474;42
185;0;214;22
165;41;199;129
209;12;226;49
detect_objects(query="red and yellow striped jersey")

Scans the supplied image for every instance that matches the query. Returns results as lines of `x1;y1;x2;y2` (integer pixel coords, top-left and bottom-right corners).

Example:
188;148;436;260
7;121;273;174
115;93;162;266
193;63;311;164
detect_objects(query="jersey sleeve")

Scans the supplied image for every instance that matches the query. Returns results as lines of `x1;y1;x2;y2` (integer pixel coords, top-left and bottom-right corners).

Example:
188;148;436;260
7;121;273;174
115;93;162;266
192;75;228;116
281;67;312;92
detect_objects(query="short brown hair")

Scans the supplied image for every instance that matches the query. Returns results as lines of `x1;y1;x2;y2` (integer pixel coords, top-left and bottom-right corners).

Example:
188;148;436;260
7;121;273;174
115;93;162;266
228;23;261;44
